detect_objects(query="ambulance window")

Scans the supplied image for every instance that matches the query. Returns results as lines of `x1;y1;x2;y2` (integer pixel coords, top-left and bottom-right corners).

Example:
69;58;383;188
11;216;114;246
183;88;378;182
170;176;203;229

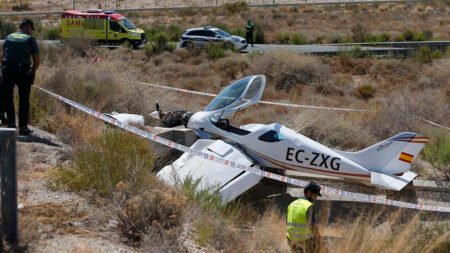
85;19;95;29
95;19;104;30
258;130;285;142
110;21;124;32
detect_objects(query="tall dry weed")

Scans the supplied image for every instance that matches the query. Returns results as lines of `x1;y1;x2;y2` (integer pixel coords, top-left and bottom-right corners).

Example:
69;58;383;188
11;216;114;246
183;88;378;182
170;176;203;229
417;57;450;89
366;89;448;139
246;50;330;91
245;208;290;252
327;211;449;253
294;110;378;150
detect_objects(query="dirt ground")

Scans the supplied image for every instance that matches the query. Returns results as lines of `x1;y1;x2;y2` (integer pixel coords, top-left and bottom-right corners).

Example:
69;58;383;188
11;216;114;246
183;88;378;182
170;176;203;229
14;126;139;252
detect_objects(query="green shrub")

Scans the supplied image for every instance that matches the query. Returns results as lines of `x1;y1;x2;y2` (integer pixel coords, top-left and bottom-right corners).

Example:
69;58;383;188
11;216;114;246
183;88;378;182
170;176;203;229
145;32;175;56
277;32;290;44
291;34;308;45
166;24;182;41
49;129;156;197
230;28;245;38
0;20;16;39
413;31;425;41
375;33;390;42
365;33;390;42
205;42;226;60
351;46;372;58
423;130;450;180
415;46;444;63
396;29;428;42
44;26;61;40
179;176;223;212
145;25;182;42
223;1;248;15
356;85;375;100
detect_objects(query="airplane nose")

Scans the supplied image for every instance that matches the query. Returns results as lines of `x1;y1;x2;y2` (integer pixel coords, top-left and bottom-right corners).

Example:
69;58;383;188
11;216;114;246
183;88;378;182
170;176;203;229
150;111;160;119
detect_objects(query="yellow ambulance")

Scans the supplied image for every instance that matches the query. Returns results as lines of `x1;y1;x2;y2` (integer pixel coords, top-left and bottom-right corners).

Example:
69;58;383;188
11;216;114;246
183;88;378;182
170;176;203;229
61;9;146;48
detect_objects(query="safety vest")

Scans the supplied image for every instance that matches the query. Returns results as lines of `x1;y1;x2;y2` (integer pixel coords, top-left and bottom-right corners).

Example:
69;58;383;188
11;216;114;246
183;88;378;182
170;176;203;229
286;198;314;241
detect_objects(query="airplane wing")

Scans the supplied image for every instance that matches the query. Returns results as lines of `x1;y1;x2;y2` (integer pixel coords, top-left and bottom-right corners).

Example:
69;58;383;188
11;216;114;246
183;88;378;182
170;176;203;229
157;139;263;204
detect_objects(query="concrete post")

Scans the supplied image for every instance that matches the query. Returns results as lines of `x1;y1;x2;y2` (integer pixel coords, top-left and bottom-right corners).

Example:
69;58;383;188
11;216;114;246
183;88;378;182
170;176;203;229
0;128;18;247
73;0;76;10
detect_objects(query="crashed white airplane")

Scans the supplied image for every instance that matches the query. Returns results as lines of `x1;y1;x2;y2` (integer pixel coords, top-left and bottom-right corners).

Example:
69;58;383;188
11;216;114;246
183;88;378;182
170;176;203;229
152;75;428;202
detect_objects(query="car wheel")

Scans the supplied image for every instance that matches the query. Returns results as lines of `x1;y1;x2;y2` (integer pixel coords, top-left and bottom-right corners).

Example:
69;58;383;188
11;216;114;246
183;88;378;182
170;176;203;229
183;41;195;50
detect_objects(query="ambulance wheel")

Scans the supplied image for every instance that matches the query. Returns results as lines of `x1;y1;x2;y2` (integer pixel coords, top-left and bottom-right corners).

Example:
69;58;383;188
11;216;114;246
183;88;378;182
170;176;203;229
131;41;140;49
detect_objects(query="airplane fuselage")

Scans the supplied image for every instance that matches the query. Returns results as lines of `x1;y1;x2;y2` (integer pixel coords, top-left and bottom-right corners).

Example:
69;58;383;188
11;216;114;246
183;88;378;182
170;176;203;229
231;123;372;181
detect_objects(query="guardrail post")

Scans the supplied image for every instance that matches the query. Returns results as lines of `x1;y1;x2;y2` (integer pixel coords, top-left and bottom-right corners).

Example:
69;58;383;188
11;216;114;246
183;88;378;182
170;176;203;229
0;128;18;247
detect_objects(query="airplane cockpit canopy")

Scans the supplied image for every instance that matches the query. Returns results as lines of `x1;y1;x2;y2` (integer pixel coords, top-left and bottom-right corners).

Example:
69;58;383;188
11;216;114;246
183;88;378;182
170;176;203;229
204;75;265;116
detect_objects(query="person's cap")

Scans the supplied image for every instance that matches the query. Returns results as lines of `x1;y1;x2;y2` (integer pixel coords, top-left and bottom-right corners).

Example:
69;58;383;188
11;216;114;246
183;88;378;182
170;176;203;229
304;181;322;196
20;19;35;31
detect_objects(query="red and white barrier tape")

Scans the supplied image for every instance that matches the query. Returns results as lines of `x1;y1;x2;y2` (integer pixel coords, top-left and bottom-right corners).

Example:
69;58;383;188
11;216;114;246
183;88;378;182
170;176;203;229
135;81;449;130
35;86;450;213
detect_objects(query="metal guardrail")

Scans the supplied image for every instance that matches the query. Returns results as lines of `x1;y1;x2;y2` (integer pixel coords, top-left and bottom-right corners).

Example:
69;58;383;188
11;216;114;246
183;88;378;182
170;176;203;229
326;41;450;49
0;0;447;16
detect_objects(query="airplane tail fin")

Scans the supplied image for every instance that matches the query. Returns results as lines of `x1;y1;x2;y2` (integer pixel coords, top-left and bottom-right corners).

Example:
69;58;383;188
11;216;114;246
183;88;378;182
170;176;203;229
335;132;428;175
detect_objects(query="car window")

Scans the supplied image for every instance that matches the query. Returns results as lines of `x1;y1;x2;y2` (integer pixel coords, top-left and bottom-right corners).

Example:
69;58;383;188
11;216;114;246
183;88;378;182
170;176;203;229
205;31;217;37
216;29;231;37
187;30;199;36
188;30;204;36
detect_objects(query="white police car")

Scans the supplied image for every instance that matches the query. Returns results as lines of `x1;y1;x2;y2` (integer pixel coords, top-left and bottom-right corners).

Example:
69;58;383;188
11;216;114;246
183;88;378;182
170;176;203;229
179;26;247;51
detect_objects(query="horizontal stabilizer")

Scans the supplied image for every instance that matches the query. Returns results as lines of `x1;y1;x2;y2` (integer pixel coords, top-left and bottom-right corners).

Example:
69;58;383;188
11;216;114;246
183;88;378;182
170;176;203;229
335;132;428;175
370;171;417;191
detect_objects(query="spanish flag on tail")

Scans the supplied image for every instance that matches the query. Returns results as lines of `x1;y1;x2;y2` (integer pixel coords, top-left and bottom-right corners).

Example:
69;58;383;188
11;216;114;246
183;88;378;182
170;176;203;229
399;152;414;164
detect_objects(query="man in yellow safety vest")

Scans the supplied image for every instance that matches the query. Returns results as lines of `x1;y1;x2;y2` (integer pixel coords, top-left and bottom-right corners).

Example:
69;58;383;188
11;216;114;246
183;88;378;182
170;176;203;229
286;181;322;252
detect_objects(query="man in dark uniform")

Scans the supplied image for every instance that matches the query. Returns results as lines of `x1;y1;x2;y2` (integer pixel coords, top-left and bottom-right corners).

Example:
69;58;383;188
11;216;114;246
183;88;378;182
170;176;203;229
1;19;40;135
0;73;6;125
245;20;255;47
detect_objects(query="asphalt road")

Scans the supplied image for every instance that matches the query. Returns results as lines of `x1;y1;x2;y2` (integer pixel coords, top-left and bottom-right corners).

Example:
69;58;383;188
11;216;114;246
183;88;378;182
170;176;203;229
243;43;414;55
0;40;426;55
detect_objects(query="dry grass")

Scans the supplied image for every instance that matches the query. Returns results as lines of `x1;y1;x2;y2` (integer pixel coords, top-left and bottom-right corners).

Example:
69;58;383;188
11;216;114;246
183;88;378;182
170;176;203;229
246;50;330;92
30;21;449;252
245;208;291;252
327;211;449;253
17;202;88;247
